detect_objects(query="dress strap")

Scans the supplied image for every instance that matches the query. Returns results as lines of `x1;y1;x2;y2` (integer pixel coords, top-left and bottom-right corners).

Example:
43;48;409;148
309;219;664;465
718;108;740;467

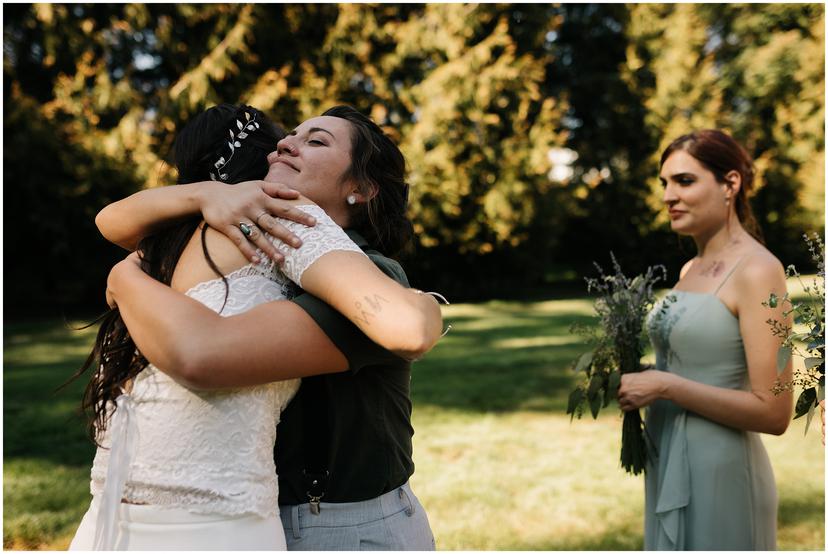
714;255;748;294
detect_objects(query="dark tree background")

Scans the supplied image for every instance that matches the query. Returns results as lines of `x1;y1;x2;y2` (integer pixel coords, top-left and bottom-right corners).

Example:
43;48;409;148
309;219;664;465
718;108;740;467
4;3;824;316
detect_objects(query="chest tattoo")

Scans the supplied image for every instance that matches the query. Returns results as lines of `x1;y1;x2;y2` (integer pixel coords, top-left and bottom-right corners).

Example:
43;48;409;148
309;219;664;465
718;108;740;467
699;260;725;277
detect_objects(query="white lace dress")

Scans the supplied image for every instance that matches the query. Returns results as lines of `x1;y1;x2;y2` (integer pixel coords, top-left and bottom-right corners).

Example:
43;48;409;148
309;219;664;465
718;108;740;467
69;205;365;551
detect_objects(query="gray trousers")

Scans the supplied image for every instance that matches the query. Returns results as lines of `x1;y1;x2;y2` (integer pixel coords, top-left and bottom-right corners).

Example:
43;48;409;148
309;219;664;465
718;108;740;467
280;482;435;551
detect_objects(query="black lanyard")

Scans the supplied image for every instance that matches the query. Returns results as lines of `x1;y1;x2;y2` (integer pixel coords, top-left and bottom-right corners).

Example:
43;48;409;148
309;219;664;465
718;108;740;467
300;375;329;514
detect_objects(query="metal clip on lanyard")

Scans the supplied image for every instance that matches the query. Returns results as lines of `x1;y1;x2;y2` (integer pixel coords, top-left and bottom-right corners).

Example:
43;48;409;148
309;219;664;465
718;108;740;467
304;470;329;515
301;375;329;515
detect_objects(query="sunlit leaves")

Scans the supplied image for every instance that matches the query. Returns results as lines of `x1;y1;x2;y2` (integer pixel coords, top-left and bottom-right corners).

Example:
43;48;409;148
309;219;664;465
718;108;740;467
626;3;824;239
4;3;824;308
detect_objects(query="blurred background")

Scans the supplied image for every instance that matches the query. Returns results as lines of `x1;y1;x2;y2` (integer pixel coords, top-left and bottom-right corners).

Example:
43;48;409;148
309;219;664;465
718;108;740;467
3;3;825;550
4;2;825;314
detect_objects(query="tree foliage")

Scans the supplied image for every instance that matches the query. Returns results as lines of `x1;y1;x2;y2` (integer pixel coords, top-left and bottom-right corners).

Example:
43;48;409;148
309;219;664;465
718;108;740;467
624;3;825;260
4;3;824;313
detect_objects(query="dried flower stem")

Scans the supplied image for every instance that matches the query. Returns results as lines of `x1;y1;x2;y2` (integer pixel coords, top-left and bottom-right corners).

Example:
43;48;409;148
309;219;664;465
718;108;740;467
568;253;667;475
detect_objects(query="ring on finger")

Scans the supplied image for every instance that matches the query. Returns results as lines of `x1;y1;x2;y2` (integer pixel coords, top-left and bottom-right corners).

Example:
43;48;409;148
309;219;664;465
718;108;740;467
255;211;269;228
239;222;259;239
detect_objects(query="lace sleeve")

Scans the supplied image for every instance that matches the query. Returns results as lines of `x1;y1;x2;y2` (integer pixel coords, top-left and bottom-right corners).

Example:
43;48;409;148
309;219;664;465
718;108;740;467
267;204;366;287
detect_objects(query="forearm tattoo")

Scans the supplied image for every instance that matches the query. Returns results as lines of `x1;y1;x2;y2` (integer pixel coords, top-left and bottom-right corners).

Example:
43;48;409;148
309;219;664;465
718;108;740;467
353;294;390;326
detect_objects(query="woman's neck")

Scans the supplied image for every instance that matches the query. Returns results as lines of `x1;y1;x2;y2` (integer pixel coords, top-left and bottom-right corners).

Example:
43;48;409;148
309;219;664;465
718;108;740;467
693;219;748;259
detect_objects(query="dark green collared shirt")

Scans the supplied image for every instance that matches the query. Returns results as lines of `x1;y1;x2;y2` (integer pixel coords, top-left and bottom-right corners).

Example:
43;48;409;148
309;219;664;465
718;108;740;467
276;230;415;505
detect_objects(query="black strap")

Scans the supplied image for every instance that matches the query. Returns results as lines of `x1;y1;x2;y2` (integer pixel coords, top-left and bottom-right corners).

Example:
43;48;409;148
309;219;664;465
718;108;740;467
297;237;374;507
300;375;329;505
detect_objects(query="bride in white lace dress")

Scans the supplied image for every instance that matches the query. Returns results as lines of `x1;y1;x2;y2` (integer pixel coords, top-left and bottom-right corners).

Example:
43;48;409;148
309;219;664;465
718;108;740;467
69;105;443;550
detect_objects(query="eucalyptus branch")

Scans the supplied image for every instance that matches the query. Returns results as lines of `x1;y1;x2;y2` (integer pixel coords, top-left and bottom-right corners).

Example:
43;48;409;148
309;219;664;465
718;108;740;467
766;233;825;433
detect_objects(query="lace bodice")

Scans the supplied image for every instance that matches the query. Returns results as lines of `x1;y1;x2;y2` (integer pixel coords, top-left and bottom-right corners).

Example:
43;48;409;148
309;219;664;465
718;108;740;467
89;205;364;522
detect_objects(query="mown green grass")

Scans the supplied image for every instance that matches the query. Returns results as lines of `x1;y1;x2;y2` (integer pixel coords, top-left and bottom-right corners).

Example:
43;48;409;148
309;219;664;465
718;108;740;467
410;291;824;550
4;319;99;549
4;286;825;550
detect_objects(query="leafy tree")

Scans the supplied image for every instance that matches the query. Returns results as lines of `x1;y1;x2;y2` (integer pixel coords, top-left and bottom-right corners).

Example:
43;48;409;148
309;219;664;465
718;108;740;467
624;3;824;269
3;4;824;312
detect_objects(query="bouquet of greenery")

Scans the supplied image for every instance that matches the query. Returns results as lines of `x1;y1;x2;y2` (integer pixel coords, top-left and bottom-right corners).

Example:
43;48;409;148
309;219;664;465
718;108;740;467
765;233;825;433
567;254;667;475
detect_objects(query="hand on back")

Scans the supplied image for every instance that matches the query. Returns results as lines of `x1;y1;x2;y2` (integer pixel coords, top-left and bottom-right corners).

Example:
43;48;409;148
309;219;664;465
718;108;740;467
199;180;318;264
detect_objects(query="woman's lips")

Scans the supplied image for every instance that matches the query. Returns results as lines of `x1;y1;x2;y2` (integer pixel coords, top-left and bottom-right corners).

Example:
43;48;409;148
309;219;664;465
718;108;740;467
272;159;300;172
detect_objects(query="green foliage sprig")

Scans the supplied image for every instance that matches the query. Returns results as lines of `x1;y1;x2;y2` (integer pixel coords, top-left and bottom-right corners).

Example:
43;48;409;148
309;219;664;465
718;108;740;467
765;233;825;433
567;254;667;475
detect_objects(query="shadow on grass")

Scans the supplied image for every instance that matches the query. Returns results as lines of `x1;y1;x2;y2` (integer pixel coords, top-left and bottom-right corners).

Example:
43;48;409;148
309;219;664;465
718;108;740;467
4;303;602;468
778;489;826;527
413;300;598;413
4;319;97;468
3;300;824;550
4;300;600;464
4;319;100;548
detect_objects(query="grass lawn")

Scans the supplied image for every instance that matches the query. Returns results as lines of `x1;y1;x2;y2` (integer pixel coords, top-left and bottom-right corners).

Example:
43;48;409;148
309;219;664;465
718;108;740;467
4;286;825;550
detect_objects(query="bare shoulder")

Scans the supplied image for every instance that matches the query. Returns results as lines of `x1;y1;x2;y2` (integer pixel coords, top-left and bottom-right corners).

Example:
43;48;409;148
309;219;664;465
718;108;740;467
678;258;696;279
171;224;250;292
734;245;786;297
739;246;785;282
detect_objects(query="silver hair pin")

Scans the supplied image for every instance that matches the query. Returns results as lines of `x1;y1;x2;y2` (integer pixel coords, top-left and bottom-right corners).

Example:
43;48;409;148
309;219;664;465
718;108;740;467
209;111;261;182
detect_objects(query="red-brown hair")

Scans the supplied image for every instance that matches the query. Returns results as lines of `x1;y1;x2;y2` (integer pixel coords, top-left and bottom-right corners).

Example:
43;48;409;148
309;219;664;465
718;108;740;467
660;129;763;241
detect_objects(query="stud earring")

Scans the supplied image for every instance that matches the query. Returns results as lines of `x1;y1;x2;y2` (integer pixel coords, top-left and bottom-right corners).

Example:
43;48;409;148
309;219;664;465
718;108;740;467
347;195;357;205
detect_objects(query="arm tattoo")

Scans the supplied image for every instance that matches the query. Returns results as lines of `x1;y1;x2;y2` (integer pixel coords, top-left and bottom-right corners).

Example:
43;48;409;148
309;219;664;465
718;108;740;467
353;294;390;327
364;293;390;311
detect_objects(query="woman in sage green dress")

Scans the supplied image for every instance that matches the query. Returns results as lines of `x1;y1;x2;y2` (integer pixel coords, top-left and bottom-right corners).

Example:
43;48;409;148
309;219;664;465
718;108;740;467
617;130;793;550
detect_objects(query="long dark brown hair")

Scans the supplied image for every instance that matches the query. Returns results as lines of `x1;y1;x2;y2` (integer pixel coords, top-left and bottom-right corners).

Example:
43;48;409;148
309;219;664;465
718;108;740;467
321;105;414;257
70;104;284;445
660;129;763;242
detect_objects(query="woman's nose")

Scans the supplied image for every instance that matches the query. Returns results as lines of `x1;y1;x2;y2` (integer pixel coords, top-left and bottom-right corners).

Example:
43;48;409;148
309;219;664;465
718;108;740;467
276;137;297;156
662;182;678;204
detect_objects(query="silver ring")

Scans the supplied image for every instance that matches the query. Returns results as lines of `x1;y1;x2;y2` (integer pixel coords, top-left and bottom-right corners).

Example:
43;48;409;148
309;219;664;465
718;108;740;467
255;211;269;227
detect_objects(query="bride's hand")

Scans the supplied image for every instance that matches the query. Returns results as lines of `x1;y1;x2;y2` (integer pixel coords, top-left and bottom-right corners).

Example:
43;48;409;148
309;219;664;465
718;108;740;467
106;252;143;308
618;370;672;411
197;180;317;264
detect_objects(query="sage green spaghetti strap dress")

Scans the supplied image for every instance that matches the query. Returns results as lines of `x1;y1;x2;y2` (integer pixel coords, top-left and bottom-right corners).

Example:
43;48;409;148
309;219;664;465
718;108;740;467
644;260;777;550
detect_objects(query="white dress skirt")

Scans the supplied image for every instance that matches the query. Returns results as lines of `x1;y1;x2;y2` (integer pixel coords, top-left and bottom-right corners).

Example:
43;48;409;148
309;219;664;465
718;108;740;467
70;497;286;550
69;206;365;550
